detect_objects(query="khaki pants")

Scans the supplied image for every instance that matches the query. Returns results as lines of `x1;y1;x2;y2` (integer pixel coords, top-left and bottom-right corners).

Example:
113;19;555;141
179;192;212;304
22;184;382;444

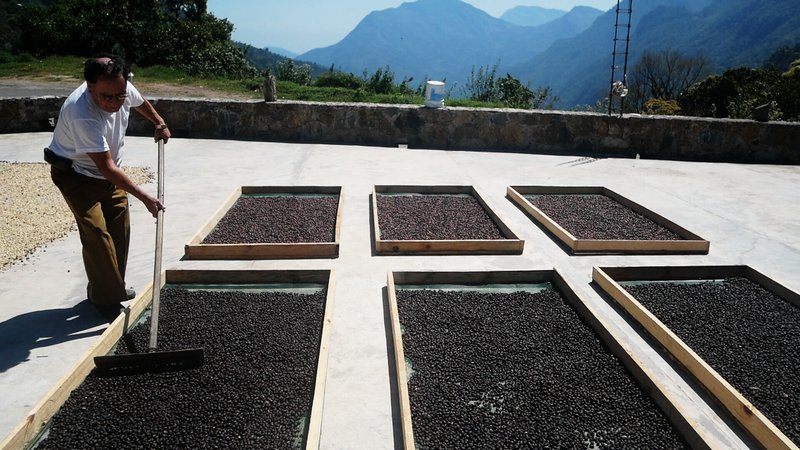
51;166;130;306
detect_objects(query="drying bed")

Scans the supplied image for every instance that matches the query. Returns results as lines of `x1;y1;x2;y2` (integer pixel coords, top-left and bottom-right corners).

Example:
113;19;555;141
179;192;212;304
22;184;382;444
507;186;709;254
373;185;523;255
184;186;342;259
387;271;702;449
13;269;334;450
593;265;800;449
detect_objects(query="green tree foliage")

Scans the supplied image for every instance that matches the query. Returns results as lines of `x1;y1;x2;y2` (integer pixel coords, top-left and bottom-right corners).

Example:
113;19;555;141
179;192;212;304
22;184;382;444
775;60;800;120
528;85;559;110
680;67;782;119
364;66;395;95
664;44;800;121
17;0;254;78
314;67;365;90
643;98;682;116
498;75;532;109
313;66;414;96
462;64;501;103
1;1;27;54
462;63;557;109
274;59;312;85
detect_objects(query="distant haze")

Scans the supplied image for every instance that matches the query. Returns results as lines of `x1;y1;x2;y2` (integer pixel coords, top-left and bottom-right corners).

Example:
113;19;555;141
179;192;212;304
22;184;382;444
207;1;617;54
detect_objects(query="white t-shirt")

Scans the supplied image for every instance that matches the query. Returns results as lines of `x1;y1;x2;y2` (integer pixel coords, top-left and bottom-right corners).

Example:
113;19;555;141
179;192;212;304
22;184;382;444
48;81;145;179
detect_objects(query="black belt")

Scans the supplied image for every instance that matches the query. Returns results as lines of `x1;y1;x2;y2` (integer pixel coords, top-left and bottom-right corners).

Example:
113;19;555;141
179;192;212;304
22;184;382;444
44;148;73;172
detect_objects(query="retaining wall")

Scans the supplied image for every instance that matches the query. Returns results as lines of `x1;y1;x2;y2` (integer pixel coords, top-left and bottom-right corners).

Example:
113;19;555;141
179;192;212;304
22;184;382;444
2;97;798;164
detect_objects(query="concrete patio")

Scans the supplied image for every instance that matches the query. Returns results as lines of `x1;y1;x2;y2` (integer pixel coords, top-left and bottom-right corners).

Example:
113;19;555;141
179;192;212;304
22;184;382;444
1;132;798;448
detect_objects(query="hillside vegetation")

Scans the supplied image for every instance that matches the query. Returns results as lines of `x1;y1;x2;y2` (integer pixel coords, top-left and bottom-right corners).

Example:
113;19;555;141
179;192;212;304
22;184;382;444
1;0;799;120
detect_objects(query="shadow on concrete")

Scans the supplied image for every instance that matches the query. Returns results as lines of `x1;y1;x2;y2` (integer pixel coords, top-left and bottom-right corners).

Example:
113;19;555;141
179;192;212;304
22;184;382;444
0;299;106;373
369;193;378;257
382;286;405;449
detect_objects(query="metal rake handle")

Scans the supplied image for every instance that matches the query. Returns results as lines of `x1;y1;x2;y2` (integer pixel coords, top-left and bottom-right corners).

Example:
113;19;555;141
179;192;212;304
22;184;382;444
149;139;165;350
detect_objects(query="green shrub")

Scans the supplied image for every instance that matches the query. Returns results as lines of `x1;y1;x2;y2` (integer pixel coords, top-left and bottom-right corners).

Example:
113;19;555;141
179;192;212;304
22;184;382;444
275;59;311;85
462;63;501;102
314;69;364;90
498;74;532;108
365;66;395;95
680;67;781;119
776;61;800;120
644;98;682;115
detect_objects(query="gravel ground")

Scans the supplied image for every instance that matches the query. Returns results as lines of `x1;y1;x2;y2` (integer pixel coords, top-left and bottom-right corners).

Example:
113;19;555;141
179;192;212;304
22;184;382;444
624;278;800;444
526;194;683;241
202;195;339;244
396;287;687;449
35;286;326;449
0;162;152;269
377;194;505;241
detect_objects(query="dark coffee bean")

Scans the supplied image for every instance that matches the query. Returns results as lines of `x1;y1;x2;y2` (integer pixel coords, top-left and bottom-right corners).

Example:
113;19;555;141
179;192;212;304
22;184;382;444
625;277;800;444
36;287;325;449
396;288;688;449
377;194;505;241
526;194;683;241
203;195;338;244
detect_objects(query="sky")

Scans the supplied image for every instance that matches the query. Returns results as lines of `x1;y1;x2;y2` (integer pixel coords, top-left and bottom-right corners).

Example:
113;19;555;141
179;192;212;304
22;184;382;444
207;0;619;55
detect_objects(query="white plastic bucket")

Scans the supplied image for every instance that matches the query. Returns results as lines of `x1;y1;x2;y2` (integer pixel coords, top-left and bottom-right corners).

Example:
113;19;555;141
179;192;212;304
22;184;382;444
424;81;445;108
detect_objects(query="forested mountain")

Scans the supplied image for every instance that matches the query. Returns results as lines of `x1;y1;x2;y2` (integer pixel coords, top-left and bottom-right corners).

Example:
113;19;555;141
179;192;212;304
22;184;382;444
299;0;600;91
299;0;799;108
510;0;800;107
5;0;798;111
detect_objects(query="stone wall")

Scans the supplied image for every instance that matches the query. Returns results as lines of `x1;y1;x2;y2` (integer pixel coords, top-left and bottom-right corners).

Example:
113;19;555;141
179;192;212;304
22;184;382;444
2;96;798;164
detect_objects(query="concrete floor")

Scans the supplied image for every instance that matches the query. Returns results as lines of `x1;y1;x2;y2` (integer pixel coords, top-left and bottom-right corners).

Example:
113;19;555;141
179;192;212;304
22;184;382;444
1;132;799;448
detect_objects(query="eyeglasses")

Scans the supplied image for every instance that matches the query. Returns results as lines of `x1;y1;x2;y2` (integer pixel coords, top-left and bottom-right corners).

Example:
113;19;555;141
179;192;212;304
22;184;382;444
99;93;128;102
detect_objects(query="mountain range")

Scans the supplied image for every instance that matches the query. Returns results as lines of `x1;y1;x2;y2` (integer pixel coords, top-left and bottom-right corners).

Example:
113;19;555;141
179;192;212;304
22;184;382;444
296;0;800;108
299;0;601;95
500;6;566;27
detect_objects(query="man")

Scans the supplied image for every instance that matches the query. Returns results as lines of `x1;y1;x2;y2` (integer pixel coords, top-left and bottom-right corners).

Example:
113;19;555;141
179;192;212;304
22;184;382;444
45;54;171;321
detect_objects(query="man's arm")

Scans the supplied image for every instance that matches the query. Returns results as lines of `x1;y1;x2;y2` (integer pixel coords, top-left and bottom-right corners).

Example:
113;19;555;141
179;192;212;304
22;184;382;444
88;151;163;217
133;98;172;142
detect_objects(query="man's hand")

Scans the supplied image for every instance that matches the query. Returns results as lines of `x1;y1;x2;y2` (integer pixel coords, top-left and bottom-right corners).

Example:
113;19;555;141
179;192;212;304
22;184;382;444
155;124;171;143
143;195;165;218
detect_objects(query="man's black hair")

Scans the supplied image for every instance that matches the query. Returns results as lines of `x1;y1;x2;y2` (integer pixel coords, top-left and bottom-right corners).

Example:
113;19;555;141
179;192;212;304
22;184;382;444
83;54;131;83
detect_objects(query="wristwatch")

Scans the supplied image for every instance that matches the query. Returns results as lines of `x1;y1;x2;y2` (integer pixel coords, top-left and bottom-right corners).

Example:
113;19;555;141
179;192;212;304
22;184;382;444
155;123;168;130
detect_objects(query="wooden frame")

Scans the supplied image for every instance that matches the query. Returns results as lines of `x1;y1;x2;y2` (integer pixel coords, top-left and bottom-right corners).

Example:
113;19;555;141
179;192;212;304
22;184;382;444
184;186;343;260
372;185;524;255
507;185;709;254
593;265;800;450
2;269;335;450
387;270;708;449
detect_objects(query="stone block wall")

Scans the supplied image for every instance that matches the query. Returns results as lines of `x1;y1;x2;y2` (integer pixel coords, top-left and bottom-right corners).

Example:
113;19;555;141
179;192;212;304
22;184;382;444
2;97;798;164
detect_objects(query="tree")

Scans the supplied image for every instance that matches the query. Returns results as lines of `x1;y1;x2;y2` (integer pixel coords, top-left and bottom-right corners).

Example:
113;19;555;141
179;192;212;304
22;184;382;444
775;60;800;120
462;63;501;103
498;74;531;109
17;0;255;78
679;67;782;119
364;66;395;95
462;63;557;109
274;59;311;85
628;49;712;112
